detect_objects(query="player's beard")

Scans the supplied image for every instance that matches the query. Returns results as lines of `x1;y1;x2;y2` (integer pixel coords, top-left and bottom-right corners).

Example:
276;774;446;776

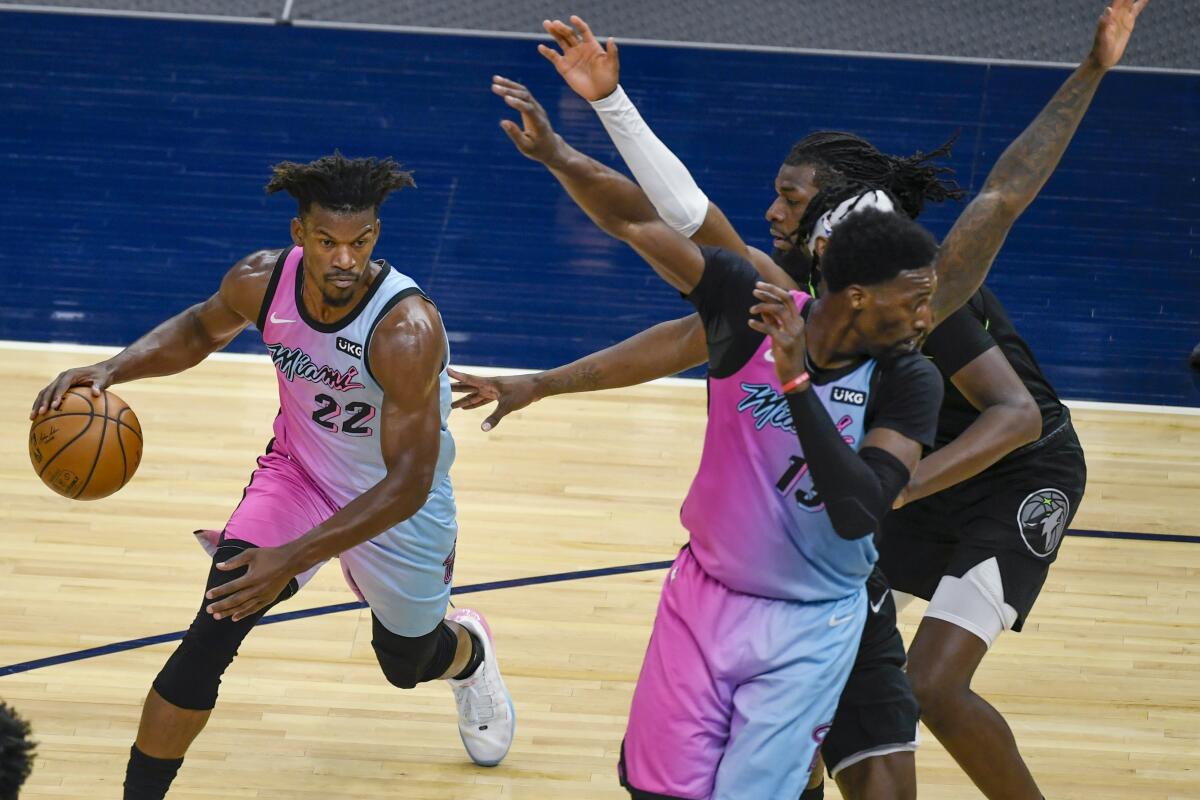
321;289;357;307
771;242;816;289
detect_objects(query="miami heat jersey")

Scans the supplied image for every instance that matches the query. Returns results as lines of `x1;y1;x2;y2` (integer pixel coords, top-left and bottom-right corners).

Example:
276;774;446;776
681;290;879;603
257;246;456;510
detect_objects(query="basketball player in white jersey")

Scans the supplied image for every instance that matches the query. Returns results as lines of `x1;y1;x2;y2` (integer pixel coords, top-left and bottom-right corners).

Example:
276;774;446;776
30;154;516;798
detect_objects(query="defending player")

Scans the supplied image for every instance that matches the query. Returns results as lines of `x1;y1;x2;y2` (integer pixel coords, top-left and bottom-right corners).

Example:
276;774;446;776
461;4;1144;796
489;65;1029;794
29;154;515;798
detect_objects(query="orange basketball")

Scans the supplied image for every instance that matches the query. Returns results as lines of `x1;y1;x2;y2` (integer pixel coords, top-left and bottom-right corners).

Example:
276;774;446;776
28;388;143;500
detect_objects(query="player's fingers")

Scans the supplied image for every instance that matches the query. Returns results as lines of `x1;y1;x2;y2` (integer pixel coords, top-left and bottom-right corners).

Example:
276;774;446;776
499;119;532;150
48;374;78;410
750;298;794;319
606;37;619;61
749;317;783;338
207;590;253;618
487;77;530;96
481;411;505;432
31;384;53;418
748;301;787;320
1131;0;1148;18
571;15;597;43
214;551;251;573
455;395;494;411
754;281;793;303
491;82;522;100
205;577;246;604
550;19;580;44
537;43;563;66
502;93;535;113
446;368;488;389
545;20;575;51
229;598;266;623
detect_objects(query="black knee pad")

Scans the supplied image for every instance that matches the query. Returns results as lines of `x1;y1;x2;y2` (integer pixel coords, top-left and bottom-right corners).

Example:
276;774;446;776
371;615;458;689
153;538;297;711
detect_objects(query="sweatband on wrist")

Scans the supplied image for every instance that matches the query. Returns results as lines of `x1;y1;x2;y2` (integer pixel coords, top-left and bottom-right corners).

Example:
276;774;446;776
781;372;811;394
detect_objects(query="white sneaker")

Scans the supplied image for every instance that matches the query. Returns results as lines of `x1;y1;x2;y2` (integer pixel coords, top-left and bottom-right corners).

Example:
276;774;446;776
446;608;515;766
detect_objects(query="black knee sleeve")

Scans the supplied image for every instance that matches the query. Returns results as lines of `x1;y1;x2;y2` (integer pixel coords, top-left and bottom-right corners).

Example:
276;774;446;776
152;538;297;710
371;614;458;689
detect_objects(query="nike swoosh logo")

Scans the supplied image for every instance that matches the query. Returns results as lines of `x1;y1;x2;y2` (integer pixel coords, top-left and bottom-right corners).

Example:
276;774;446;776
270;312;296;324
829;613;856;627
870;594;887;614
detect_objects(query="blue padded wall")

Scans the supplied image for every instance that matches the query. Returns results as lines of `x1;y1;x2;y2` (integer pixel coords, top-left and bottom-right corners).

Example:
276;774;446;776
1;11;1197;405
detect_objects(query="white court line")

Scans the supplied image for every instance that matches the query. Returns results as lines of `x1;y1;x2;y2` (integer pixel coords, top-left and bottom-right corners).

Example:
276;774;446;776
0;3;1195;76
3;339;1196;416
0;3;276;25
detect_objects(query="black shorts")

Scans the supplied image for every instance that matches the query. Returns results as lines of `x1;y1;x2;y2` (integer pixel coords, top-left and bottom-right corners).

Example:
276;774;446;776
877;419;1086;631
820;566;919;776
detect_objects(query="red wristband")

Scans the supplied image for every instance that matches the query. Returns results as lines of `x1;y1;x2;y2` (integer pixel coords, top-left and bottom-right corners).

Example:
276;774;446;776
781;371;810;394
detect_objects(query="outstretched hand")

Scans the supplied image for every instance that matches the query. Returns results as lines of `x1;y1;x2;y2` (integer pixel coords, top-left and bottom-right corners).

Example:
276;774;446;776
538;15;620;102
1089;0;1148;69
492;75;562;164
747;282;808;388
448;367;540;431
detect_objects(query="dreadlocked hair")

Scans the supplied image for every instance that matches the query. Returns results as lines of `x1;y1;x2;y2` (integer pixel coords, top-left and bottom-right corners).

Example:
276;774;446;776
784;130;964;219
265;151;415;217
0;702;36;800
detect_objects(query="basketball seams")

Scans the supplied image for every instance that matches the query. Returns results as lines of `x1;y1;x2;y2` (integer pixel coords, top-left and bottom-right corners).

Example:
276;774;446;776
35;391;96;478
115;409;141;487
73;391;110;499
114;413;129;486
30;411;142;441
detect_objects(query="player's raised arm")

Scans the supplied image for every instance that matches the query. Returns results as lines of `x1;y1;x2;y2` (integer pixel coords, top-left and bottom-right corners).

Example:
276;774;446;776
30;251;272;419
449;312;707;431
932;0;1147;319
493;75;707;293
206;295;446;621
538;16;791;286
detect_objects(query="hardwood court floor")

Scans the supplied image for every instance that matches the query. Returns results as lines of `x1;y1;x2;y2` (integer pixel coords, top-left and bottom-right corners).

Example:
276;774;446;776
2;343;1198;799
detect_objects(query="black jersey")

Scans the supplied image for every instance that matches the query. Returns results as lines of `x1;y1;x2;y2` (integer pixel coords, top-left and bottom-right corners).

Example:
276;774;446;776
922;285;1067;454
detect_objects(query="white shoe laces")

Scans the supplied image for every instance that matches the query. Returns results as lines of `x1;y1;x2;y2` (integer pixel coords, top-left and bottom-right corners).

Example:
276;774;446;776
454;666;497;726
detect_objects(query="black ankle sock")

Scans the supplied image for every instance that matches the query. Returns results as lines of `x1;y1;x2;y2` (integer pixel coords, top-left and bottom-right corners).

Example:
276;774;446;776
799;780;825;800
452;630;484;680
123;744;184;800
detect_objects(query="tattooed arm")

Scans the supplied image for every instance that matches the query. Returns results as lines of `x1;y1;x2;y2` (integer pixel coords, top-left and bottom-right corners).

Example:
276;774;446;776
449;314;706;431
932;0;1147;320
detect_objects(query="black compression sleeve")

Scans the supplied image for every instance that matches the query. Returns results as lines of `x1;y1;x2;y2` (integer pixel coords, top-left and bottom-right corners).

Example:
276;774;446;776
786;389;912;540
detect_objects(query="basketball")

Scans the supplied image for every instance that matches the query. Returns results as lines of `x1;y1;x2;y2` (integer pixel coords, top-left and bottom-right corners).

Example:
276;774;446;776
28;388;143;500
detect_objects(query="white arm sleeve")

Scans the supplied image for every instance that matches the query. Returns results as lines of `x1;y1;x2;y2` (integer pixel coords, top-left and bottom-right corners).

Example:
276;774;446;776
589;85;710;237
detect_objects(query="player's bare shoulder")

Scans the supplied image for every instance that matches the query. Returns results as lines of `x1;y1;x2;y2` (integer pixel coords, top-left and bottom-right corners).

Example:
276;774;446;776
367;293;447;391
219;248;287;323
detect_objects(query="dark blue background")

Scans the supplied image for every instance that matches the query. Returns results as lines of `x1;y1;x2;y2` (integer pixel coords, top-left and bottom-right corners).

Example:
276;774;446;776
2;12;1197;405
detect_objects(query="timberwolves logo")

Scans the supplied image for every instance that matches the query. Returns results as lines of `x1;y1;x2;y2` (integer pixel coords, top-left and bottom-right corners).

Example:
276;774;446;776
1017;489;1069;557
